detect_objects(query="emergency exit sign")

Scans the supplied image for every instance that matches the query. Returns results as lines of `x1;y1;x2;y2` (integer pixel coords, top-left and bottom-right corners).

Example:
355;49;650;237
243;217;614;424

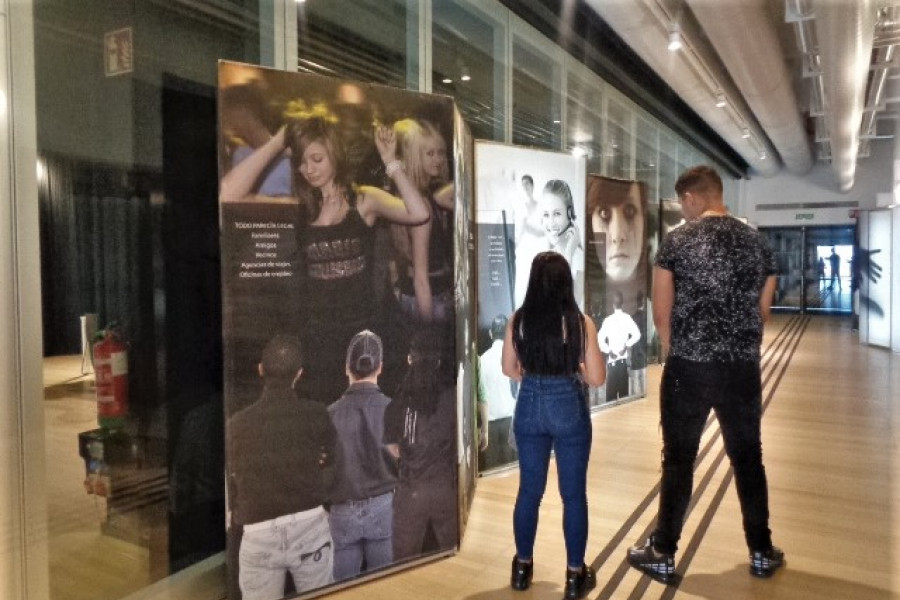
795;213;814;220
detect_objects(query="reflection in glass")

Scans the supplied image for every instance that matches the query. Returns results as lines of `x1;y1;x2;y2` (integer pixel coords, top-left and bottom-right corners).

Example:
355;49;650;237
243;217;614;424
298;0;413;88
35;2;261;599
606;98;632;178
566;74;604;173
512;38;560;149
432;1;505;141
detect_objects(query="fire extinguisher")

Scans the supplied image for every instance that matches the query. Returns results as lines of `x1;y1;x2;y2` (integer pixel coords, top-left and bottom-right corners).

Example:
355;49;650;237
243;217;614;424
93;325;128;429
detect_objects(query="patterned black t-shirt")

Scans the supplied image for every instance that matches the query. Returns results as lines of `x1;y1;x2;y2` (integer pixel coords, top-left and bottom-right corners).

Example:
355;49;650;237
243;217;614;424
655;215;777;363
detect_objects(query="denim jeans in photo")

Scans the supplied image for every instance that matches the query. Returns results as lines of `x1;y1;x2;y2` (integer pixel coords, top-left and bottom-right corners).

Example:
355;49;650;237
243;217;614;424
513;374;592;569
653;356;772;555
329;490;394;581
239;506;333;600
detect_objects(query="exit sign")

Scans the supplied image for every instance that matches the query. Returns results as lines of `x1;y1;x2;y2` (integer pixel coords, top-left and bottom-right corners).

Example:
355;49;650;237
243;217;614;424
795;213;814;221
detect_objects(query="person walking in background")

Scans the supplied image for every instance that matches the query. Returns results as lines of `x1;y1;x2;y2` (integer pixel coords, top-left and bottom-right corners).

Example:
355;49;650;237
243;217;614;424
501;252;606;600
598;290;641;401
327;330;398;581
828;246;841;290
627;165;782;583
226;335;336;600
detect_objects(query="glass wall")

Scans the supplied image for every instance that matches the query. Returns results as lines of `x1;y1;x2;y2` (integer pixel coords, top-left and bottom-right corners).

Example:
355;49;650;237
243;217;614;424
432;0;507;141
297;0;417;88
511;24;562;148
18;1;740;600
34;2;264;599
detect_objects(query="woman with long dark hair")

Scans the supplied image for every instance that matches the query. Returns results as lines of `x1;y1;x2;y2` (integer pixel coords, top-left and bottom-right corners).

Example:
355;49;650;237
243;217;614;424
501;251;605;600
385;326;457;561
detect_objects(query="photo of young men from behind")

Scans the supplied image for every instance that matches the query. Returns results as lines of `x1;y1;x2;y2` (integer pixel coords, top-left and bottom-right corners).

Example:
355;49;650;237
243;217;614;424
226;335;337;600
327;330;398;581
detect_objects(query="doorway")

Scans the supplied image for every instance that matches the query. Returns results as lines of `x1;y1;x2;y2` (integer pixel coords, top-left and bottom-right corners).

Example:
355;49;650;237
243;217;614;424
760;225;855;315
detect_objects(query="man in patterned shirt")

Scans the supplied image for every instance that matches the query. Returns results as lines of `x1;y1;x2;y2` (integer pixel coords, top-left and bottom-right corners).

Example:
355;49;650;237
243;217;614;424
627;166;783;583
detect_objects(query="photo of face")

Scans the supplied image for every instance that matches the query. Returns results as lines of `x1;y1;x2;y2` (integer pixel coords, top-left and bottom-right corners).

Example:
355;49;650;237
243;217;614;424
590;180;645;282
540;190;571;247
298;139;336;189
422;134;447;179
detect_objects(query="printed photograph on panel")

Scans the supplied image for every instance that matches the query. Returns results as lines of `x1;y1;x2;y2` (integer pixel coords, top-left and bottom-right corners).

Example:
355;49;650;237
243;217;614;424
585;176;650;406
218;61;459;600
474;142;586;473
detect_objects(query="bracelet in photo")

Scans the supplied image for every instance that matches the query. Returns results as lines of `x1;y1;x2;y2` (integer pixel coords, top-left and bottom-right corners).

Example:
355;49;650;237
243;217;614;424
385;159;405;178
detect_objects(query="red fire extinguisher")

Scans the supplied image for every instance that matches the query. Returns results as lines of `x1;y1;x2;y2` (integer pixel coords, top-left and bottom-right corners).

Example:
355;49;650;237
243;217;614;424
93;326;128;429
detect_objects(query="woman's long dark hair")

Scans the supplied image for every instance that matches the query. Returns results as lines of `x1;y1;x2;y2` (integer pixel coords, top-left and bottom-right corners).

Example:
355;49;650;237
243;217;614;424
512;251;583;375
395;326;454;415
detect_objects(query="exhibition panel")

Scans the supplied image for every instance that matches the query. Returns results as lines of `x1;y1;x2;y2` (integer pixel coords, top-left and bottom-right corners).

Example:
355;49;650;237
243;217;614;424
474;142;587;472
218;62;465;599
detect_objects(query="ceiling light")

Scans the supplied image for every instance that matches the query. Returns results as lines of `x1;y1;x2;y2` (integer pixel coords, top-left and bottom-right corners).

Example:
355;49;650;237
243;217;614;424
460;74;471;82
442;77;452;84
715;92;727;108
741;127;750;139
667;25;682;52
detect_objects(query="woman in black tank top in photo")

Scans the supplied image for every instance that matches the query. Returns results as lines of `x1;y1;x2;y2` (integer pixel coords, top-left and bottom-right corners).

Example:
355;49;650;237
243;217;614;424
391;118;454;323
500;251;605;600
221;111;430;404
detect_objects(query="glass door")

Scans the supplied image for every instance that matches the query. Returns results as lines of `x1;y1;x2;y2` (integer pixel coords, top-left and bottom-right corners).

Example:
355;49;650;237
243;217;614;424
760;225;855;315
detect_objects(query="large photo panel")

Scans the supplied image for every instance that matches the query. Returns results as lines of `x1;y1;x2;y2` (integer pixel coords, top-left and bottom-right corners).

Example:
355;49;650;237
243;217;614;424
474;142;586;473
585;175;650;406
218;61;459;599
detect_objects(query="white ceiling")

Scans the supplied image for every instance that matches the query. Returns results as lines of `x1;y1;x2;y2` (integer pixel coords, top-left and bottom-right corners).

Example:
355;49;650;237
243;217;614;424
587;0;900;192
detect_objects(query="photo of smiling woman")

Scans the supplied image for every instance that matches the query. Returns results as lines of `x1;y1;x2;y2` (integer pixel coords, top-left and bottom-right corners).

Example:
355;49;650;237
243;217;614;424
585;175;649;403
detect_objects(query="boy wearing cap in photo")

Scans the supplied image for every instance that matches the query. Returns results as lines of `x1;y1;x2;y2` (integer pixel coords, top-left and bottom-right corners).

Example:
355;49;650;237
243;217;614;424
327;330;398;581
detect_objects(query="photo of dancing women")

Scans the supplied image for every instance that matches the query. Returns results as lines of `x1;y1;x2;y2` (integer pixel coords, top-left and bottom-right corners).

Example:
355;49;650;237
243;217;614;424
218;62;456;407
218;62;459;600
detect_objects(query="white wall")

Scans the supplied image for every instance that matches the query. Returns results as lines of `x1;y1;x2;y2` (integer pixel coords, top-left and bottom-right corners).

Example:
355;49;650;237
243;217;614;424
738;138;893;228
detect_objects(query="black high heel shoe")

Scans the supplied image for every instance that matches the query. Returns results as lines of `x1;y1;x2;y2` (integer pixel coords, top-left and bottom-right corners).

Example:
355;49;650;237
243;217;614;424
563;564;596;600
510;556;533;591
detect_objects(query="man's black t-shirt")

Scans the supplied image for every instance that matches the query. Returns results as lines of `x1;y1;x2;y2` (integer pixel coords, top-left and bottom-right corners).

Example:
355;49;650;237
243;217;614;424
655;215;777;363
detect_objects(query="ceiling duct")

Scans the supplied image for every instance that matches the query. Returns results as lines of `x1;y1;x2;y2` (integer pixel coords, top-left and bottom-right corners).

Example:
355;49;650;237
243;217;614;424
813;0;876;192
584;0;779;177
685;0;813;176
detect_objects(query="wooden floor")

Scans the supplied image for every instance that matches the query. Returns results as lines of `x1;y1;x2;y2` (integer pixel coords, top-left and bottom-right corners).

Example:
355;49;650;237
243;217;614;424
325;314;900;600
42;315;900;600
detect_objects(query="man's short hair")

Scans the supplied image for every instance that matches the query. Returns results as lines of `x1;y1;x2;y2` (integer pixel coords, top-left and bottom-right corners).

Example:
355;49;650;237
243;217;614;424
675;165;723;198
490;315;508;340
261;335;303;383
522;174;533;186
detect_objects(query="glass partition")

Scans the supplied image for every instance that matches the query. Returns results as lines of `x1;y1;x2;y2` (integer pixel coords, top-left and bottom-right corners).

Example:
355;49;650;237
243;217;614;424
297;0;416;88
566;66;604;173
432;0;507;141
605;97;633;178
512;28;562;149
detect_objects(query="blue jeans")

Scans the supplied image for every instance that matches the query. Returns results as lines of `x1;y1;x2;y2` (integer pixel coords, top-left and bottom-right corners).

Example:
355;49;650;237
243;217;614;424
329;491;394;581
513;375;592;569
239;507;333;600
653;356;772;554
